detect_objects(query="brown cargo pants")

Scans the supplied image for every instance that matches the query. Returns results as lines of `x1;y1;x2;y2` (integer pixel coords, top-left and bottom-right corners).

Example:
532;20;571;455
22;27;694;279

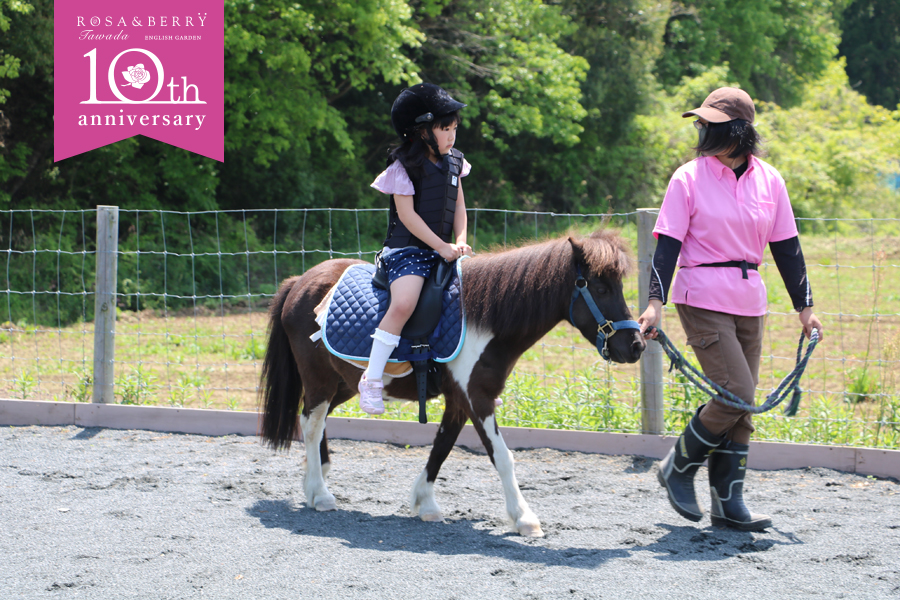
675;303;765;445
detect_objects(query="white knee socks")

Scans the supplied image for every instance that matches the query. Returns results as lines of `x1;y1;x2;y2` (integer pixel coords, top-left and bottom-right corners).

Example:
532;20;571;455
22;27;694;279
365;328;401;382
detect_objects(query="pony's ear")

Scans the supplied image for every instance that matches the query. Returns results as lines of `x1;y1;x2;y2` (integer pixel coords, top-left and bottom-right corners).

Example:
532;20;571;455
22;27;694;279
568;236;586;266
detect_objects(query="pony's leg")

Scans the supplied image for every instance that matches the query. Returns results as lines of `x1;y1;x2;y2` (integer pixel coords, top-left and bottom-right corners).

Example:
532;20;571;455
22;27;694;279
300;431;331;479
447;328;543;537
318;384;354;480
468;413;543;538
410;404;467;522
319;434;330;479
299;401;336;511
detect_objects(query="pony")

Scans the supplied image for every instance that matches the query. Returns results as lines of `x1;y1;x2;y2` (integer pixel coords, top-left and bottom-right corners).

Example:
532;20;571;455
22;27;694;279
259;229;645;537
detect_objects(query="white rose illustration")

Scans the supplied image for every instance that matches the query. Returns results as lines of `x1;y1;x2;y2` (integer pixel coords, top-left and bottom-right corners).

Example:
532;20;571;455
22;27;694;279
121;64;152;89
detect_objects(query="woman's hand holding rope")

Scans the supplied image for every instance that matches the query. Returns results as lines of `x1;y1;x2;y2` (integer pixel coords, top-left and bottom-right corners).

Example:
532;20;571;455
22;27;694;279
638;299;663;340
799;307;823;341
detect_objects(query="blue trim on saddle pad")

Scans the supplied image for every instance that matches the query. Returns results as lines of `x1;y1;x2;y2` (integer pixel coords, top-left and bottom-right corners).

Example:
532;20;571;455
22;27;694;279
321;260;466;364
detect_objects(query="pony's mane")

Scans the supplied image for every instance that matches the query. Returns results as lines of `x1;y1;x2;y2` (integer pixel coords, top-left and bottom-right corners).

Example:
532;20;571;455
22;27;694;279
462;229;633;338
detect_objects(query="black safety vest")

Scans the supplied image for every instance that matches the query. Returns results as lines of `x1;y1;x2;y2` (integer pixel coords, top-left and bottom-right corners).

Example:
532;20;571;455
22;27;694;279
383;149;463;249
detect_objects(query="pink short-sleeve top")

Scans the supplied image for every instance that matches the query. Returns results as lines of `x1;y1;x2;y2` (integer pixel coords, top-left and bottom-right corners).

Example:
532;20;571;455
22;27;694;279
371;157;472;196
653;155;798;316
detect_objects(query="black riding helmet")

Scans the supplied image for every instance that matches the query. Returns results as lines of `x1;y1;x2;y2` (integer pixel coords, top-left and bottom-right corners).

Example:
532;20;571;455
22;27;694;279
390;83;467;140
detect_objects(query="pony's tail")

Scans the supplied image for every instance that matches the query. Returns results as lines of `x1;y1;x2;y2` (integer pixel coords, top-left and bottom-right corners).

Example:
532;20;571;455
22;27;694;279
258;278;302;451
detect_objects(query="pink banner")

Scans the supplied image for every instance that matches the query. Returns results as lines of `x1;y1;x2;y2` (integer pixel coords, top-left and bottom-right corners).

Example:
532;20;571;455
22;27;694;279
54;1;224;162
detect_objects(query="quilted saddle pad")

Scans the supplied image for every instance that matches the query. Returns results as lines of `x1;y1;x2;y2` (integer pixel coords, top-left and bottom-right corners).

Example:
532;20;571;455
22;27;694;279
320;261;466;364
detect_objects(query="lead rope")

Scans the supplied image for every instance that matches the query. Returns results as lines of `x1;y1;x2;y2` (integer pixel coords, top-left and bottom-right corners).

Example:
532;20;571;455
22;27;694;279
650;327;819;416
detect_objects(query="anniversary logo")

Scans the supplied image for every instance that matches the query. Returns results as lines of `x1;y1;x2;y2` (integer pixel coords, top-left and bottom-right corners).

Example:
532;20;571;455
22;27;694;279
54;0;224;162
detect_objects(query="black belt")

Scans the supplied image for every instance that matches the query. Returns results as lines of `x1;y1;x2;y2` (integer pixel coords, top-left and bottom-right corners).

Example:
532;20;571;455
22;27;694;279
695;260;758;280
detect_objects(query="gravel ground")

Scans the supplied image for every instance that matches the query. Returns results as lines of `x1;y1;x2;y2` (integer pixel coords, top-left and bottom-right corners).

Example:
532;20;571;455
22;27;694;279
2;425;899;600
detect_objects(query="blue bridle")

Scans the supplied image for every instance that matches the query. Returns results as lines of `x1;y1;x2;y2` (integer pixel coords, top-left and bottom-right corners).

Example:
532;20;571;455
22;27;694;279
568;265;641;361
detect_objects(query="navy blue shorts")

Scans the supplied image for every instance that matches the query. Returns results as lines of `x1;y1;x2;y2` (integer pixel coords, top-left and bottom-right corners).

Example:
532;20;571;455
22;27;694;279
382;247;440;286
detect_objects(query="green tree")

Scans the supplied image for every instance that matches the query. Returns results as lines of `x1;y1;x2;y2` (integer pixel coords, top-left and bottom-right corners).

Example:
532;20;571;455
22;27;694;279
839;0;900;109
0;0;32;105
395;0;589;212
216;0;427;215
223;0;424;167
655;0;844;106
547;0;674;212
0;0;38;208
0;0;218;214
760;60;900;220
415;0;589;149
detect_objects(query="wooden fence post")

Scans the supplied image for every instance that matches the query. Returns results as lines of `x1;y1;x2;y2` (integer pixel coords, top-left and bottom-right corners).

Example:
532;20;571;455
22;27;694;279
92;206;119;404
637;208;665;434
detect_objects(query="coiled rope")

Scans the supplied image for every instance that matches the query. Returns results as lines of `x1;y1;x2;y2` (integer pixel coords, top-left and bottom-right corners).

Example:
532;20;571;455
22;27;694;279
650;327;819;416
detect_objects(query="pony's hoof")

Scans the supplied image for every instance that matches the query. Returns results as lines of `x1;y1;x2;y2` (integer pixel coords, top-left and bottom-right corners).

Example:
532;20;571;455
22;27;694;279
314;495;337;512
419;510;444;522
516;518;544;538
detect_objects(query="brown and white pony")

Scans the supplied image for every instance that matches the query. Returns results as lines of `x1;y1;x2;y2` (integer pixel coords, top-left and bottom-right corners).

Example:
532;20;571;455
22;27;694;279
259;229;645;537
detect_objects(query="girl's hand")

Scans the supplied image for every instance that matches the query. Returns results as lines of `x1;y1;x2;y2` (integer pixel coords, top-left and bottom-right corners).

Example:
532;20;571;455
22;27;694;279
438;243;461;262
637;299;663;340
456;242;473;257
799;307;824;341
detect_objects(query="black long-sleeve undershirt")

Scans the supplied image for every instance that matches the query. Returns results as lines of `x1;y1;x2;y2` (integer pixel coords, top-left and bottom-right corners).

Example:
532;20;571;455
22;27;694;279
648;234;814;312
647;234;681;304
769;236;814;311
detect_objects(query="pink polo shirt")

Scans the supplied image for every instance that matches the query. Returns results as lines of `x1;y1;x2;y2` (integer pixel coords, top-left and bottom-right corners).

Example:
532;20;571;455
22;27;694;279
653;155;798;316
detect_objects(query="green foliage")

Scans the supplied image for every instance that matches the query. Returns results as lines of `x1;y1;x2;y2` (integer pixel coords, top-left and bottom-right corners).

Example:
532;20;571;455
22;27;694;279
2;0;899;328
655;0;843;106
224;0;423;167
0;210;95;325
64;368;92;403
418;0;588;148
13;368;36;399
523;0;673;212
0;0;42;209
116;365;159;405
758;60;900;220
839;0;900;110
498;371;642;432
0;0;34;105
847;367;880;403
168;371;209;407
0;0;219;216
233;333;265;361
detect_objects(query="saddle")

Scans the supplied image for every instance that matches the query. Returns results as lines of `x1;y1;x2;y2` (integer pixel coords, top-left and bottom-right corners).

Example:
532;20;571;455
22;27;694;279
372;252;453;337
372;256;454;423
316;259;466;424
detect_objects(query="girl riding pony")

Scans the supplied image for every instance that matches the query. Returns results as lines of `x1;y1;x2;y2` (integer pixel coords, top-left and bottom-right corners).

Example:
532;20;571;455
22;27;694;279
359;84;473;414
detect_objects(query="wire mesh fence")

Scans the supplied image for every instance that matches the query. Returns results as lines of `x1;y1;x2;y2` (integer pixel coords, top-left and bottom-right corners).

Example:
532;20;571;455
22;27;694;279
0;207;897;448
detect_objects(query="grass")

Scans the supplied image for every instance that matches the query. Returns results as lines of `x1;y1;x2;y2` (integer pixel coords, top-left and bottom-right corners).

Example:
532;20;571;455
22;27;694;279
0;229;897;449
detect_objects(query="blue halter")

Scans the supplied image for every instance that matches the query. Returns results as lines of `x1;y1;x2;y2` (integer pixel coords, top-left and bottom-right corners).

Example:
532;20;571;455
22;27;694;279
569;265;641;361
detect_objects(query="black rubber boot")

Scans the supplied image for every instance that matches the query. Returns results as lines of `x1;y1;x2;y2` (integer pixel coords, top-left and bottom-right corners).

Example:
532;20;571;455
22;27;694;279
708;441;772;531
657;410;724;522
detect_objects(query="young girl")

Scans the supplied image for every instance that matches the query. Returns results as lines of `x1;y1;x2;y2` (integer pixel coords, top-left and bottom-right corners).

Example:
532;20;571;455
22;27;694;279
359;83;473;414
638;87;823;530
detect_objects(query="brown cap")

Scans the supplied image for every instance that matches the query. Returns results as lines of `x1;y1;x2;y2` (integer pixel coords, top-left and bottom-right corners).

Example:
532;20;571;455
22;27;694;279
682;87;755;123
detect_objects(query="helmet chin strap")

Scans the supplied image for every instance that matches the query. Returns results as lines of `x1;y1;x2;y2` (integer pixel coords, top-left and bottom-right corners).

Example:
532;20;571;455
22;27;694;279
422;128;442;158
